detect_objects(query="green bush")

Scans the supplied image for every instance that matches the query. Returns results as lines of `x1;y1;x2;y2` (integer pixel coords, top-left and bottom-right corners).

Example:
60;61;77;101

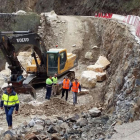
12;12;40;32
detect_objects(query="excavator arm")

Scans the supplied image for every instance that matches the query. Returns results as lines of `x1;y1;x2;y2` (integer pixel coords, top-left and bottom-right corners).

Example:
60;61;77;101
0;31;47;98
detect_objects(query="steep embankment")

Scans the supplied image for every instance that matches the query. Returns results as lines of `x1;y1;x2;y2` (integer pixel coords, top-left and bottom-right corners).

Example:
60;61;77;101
0;0;140;15
93;19;140;124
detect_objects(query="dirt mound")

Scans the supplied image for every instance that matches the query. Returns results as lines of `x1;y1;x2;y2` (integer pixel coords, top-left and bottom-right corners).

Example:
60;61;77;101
19;98;88;117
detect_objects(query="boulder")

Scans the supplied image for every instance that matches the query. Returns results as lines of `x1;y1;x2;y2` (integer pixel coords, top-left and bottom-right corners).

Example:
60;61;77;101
87;64;104;72
0;78;5;88
48;125;57;134
1;82;8;89
45;119;52;125
60;122;70;129
96;72;106;82
4;134;12;140
77;118;88;127
34;124;44;131
28;119;35;127
17;53;32;70
95;56;110;69
24;133;38;140
85;52;93;60
80;71;97;88
3;131;15;140
0;69;10;76
51;133;61;140
89;107;101;117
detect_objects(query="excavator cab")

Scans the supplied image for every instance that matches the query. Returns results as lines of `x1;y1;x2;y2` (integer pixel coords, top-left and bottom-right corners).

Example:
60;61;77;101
47;48;77;77
47;52;58;76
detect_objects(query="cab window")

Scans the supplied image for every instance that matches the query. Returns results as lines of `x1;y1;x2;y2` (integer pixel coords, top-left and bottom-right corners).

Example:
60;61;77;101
60;51;66;70
48;53;58;75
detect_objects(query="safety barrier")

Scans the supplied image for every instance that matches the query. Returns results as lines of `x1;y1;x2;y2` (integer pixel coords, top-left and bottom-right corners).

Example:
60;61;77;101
124;15;140;38
95;13;113;18
95;13;140;39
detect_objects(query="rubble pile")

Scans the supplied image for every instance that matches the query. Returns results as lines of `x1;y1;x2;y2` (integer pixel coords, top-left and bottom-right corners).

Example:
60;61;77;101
0;107;116;140
19;98;88;117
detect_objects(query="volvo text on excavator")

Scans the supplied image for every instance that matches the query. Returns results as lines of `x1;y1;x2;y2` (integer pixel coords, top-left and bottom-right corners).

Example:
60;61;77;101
0;31;78;98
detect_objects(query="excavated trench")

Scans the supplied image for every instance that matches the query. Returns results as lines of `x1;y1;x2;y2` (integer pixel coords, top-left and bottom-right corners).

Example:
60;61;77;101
39;14;140;122
0;13;140;138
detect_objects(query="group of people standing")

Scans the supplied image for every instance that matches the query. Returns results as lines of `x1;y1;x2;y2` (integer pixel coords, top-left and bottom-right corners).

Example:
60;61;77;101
46;74;81;105
0;73;81;130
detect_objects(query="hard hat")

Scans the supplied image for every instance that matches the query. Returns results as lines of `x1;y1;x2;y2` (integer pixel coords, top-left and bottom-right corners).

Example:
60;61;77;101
75;77;78;80
9;83;12;86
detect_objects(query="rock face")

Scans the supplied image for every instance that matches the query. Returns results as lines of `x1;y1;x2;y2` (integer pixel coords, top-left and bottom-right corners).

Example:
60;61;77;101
80;71;97;88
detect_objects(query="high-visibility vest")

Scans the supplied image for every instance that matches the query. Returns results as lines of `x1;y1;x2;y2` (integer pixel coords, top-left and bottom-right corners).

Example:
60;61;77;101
1;91;19;107
72;82;80;92
52;77;57;84
46;78;53;87
63;79;70;89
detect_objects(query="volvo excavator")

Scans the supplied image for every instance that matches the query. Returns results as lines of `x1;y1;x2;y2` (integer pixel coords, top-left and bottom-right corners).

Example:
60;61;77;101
0;31;78;98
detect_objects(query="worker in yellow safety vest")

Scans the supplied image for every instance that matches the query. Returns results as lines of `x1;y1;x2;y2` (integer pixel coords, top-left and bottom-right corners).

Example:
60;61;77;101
70;78;81;105
0;86;19;129
52;73;58;96
46;75;53;100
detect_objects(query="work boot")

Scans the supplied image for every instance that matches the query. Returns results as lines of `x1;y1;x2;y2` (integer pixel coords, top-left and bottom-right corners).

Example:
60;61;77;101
8;126;12;130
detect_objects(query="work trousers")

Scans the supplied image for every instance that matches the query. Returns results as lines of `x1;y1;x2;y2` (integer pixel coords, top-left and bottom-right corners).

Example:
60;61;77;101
46;87;52;100
72;92;77;104
52;84;57;95
4;106;14;126
61;89;68;101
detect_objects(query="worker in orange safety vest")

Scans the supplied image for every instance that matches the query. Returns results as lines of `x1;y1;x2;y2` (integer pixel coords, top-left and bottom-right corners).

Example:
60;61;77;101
59;76;71;101
69;78;81;105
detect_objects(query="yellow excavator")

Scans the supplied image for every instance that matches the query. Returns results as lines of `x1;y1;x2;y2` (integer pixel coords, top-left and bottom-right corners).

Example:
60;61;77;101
0;31;78;98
